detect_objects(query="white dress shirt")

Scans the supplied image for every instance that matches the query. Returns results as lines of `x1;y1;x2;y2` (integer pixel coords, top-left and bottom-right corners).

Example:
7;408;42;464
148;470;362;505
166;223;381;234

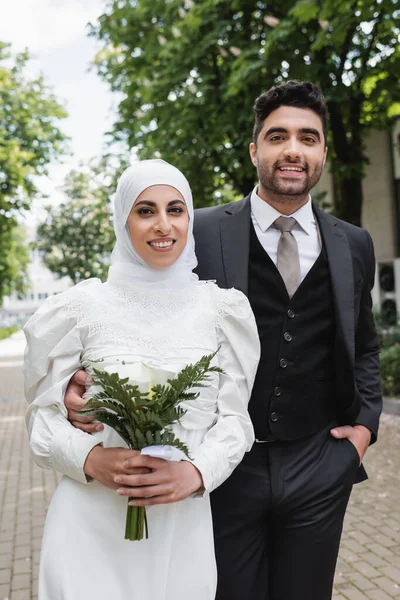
250;187;321;282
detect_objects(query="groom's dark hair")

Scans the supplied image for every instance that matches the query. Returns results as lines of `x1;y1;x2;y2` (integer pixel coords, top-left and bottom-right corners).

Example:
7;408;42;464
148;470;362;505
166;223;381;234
253;80;329;144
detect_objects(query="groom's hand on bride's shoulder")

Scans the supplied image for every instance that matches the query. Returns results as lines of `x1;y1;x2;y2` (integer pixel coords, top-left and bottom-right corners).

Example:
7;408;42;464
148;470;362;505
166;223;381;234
65;370;104;434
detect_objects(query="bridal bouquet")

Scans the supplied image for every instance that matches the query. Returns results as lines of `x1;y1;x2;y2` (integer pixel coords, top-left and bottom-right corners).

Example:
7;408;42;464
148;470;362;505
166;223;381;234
81;350;222;541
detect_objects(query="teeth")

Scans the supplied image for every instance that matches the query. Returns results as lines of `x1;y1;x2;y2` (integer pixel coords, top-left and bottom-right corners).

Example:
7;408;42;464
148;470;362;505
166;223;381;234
279;167;304;172
150;240;174;248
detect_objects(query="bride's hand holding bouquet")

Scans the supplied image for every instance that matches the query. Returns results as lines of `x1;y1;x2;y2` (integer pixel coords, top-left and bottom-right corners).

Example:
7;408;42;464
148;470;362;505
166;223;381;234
83;350;221;541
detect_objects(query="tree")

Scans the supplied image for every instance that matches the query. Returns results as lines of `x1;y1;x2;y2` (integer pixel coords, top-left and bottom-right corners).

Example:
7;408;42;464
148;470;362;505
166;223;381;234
90;0;400;223
242;0;400;225
36;156;126;284
0;226;30;301
0;42;68;303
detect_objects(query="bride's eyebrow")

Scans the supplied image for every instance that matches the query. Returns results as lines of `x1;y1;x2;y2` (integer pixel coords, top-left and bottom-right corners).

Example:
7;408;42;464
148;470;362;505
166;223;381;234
168;200;186;206
134;200;185;207
135;200;156;207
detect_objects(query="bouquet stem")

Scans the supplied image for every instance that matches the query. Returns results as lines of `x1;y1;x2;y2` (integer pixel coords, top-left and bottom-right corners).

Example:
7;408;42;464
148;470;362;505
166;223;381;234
125;501;148;541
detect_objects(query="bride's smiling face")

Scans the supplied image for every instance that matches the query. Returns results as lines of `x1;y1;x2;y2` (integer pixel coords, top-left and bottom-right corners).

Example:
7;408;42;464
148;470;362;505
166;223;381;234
127;184;189;269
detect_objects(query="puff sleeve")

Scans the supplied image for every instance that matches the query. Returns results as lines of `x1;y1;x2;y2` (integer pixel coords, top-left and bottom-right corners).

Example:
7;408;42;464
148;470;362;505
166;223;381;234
24;285;101;484
190;287;260;493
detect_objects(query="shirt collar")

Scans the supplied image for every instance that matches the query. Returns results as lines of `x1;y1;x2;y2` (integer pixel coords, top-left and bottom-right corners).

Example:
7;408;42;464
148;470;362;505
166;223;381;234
250;187;315;235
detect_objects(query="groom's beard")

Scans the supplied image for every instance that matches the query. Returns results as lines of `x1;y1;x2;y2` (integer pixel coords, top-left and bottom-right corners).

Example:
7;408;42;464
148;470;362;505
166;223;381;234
257;158;325;201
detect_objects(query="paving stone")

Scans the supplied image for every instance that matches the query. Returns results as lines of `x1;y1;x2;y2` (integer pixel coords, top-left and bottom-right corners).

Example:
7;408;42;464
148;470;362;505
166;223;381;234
362;552;390;568
371;576;400;597
352;560;381;579
375;534;399;549
380;526;400;542
347;571;378;591
0;534;13;545
337;582;370;599
10;574;30;591
380;565;400;585
0;569;11;586
11;560;30;576
349;530;372;546
344;539;368;554
10;590;31;600
339;547;359;564
366;590;395;600
0;556;11;570
12;548;29;561
0;582;11;598
368;543;394;558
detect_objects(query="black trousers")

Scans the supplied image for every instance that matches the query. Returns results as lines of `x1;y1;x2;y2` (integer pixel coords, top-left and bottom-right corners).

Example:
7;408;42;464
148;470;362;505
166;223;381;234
211;425;361;600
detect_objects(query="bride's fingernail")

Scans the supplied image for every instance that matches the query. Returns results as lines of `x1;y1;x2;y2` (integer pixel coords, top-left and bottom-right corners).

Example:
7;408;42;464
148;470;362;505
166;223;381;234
117;488;125;495
114;476;122;483
95;425;103;431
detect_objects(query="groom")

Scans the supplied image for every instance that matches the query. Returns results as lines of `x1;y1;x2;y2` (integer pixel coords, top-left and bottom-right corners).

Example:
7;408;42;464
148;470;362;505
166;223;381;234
65;81;381;599
192;80;381;599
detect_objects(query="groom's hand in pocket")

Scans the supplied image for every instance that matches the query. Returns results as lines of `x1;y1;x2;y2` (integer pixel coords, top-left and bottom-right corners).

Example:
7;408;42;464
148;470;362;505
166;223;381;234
330;424;371;464
65;370;104;434
114;455;204;505
83;447;151;489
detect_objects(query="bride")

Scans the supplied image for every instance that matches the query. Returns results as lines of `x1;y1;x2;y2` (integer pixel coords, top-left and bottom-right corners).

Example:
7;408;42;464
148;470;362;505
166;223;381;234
24;159;260;600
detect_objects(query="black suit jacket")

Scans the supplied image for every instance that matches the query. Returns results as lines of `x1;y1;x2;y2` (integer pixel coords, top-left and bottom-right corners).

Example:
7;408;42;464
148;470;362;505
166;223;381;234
193;194;382;442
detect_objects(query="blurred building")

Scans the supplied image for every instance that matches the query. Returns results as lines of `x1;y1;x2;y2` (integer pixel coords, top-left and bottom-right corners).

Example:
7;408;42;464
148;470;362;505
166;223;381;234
313;117;400;322
0;228;71;327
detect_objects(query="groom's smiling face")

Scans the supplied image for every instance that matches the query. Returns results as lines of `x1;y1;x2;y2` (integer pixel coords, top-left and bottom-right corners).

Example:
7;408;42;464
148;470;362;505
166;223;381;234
249;105;327;204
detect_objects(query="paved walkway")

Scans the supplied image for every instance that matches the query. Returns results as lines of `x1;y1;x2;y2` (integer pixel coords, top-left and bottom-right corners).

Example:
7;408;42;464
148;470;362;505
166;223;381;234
0;332;399;599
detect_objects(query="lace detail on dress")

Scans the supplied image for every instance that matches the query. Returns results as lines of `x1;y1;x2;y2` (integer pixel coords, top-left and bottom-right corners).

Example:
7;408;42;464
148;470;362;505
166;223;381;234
65;281;219;359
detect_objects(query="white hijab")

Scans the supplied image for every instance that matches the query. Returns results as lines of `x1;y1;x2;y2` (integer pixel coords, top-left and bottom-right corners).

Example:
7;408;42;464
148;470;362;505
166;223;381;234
107;159;199;288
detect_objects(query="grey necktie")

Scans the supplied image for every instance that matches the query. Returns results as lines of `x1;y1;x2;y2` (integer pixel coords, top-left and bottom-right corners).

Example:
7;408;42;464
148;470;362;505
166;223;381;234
273;216;301;298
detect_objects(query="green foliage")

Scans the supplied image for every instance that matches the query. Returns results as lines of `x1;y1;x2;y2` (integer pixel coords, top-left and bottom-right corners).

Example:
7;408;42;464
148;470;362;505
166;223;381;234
84;349;223;541
0;42;68;303
90;0;266;206
35;155;127;284
0;225;30;303
0;326;18;341
82;349;223;456
89;0;400;222
380;343;400;397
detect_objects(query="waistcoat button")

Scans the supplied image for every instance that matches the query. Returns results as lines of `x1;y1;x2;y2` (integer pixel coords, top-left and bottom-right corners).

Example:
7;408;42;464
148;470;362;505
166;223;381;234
287;309;295;319
279;358;288;368
284;332;293;342
274;386;281;396
270;412;279;422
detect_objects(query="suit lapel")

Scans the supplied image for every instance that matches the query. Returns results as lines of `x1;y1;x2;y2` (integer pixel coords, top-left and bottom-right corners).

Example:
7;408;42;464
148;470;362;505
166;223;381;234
219;195;251;295
314;205;355;364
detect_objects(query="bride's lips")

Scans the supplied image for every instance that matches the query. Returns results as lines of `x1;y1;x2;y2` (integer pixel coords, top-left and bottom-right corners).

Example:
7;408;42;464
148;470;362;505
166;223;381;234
147;238;176;252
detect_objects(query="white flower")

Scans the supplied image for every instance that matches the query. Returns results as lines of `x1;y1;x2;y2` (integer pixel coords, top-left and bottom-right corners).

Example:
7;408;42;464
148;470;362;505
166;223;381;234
98;360;175;394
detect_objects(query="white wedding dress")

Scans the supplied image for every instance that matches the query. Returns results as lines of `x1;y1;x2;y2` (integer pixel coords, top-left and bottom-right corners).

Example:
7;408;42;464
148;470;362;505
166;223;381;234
24;278;259;600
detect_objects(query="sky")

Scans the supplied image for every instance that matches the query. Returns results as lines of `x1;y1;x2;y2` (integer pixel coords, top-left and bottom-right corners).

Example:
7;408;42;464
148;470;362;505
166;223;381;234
0;0;117;213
